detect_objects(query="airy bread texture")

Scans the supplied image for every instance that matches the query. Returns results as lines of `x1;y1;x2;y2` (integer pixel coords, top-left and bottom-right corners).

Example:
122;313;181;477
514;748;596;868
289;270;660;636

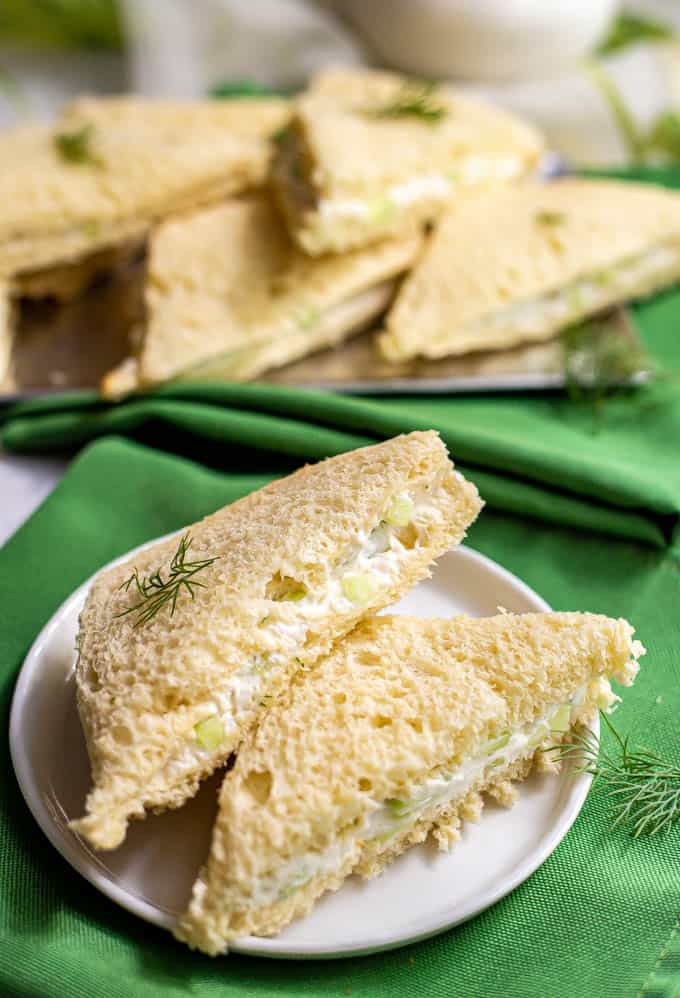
0;109;269;281
380;177;680;360
272;67;544;254
100;194;422;397
177;611;643;954
71;432;482;851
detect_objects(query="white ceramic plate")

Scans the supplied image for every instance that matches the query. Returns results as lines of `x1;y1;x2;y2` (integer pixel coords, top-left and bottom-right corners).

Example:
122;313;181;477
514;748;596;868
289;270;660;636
10;539;594;959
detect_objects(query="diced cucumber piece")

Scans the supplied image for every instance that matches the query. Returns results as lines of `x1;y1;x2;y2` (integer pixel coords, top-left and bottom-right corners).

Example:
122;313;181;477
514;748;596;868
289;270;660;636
194;715;225;751
594;269;614;288
527;721;550;749
341;572;379;603
384;495;414;527
385;794;433;819
296;306;320;332
368;196;396;225
550;704;571;733
484;729;511;755
386;797;409;818
567;287;585;315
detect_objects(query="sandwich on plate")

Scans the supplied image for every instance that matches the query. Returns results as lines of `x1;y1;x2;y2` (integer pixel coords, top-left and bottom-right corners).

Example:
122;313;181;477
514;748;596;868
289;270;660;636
177;611;643;954
71;432;482;850
272;67;544;255
379;177;680;361
0;100;277;297
100;194;422;397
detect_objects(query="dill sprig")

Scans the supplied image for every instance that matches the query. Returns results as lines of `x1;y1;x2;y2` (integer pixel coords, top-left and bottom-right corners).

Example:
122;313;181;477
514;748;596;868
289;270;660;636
53;123;101;166
546;712;680;838
587;60;680;164
363;81;447;125
596;12;674;57
116;533;218;628
562;318;652;421
535;210;566;227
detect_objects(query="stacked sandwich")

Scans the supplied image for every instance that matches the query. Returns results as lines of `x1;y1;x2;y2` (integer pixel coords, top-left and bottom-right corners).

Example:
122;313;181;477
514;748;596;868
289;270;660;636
0;71;542;396
4;67;679;391
99;67;545;396
71;432;644;954
0;94;289;386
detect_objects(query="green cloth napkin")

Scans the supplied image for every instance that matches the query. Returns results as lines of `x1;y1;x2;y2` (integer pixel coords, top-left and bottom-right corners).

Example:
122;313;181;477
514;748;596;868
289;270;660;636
1;437;678;998
1;166;679;997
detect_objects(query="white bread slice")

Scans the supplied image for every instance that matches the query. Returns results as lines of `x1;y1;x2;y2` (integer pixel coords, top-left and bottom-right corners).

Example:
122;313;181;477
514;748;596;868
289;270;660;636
379;177;680;361
71;432;482;851
0;106;271;282
61;95;290;144
177;611;643;954
272;67;544;255
100;195;422;397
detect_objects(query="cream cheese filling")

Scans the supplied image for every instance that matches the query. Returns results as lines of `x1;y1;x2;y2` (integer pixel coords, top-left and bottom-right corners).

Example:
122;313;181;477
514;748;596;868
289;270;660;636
462;243;680;342
174;281;395;384
160;486;447;784
316;157;524;222
245;692;600;908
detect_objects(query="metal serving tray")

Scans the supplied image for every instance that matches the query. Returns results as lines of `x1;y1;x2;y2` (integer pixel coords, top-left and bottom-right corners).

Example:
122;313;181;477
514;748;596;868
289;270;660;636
1;258;644;399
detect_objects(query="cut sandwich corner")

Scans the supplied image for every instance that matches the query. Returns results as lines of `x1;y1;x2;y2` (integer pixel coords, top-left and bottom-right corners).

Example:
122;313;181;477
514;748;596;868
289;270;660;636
175;609;643;955
71;431;482;851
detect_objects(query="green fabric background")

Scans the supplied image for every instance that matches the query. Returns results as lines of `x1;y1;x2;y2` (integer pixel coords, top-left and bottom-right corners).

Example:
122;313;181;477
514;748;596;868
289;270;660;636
1;168;679;997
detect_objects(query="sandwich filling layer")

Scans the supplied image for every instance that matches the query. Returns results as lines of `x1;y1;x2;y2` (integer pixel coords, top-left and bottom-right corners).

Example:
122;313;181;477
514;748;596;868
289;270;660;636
280;128;525;229
179;280;396;383
316;157;524;223
159;484;452;785
104;281;397;397
233;681;617;910
425;242;680;355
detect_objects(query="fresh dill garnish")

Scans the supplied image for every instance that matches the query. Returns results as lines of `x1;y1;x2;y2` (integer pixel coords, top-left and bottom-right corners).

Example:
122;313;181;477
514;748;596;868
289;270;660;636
545;711;680;838
587;61;680;164
644;109;680;162
596;12;674;57
562;318;652;423
116;532;218;628
53;123;100;165
535;210;565;226
363;81;447;124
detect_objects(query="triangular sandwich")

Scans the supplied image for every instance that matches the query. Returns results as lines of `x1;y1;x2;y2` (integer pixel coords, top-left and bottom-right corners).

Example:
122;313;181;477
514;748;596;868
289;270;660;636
100;194;422;397
177;611;643;954
379;177;680;360
71;432;482;850
0;104;274;286
272;67;544;255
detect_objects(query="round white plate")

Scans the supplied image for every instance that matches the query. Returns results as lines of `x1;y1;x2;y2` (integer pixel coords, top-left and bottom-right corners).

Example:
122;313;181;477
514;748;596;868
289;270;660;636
10;539;594;959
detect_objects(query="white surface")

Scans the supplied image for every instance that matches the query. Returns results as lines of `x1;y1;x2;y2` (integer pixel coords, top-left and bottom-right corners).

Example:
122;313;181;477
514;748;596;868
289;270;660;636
10;539;594;959
337;0;620;81
0;452;67;547
2;0;680;165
